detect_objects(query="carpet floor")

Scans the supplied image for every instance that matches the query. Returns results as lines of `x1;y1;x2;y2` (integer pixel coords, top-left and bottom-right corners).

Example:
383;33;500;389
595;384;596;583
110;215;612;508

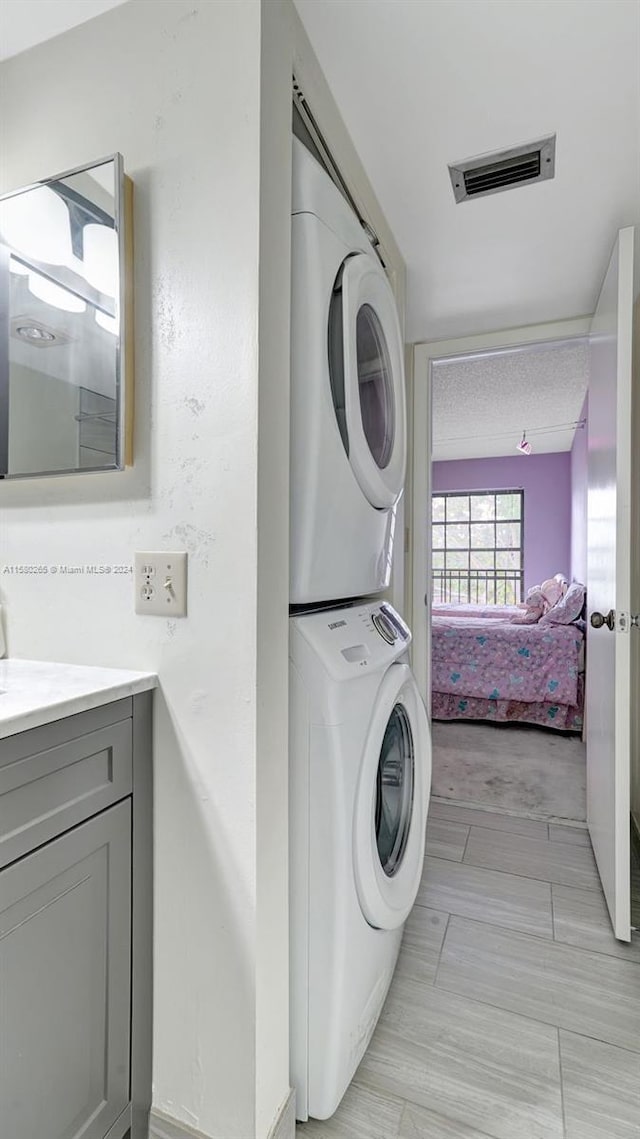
431;719;586;822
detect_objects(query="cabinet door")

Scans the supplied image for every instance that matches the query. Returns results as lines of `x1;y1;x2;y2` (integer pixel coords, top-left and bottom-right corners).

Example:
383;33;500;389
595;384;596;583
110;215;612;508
0;801;131;1139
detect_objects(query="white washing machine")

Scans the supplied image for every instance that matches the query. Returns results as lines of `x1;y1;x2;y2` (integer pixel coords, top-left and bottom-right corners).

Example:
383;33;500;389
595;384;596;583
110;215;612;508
290;137;407;605
289;600;431;1121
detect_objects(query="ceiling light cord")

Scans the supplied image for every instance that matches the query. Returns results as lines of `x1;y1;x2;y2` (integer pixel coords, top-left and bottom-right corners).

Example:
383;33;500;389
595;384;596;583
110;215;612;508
436;417;586;446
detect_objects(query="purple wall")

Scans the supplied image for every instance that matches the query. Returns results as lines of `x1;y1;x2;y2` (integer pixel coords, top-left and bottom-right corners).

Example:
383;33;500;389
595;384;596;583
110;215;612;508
570;394;589;584
432;452;572;592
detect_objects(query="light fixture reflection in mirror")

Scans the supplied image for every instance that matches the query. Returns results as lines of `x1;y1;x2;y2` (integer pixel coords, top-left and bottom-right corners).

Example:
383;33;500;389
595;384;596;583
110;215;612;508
0;186;72;266
0;154;133;478
16;326;56;344
83;224;118;297
9;257;28;277
28;269;87;314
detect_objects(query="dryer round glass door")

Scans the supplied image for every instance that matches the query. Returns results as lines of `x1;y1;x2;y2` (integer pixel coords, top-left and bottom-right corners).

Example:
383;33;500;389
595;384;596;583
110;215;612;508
354;662;431;930
329;253;406;509
356;303;394;470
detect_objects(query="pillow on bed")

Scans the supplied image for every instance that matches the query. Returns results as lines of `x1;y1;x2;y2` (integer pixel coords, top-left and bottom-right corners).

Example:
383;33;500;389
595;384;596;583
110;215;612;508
539;581;586;625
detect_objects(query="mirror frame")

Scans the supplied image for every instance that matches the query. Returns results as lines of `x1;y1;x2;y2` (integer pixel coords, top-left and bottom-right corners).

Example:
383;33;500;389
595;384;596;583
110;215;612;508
0;152;134;479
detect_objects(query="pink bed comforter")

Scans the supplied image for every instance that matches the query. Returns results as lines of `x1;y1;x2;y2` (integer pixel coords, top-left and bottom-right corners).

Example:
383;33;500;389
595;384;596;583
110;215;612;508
432;614;583;707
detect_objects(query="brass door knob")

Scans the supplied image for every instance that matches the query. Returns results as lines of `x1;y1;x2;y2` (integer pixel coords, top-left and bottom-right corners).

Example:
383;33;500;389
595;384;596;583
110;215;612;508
590;609;615;631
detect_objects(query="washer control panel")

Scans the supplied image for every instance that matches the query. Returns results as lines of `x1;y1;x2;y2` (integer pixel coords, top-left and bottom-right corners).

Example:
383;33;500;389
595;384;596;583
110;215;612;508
372;611;397;644
380;602;410;643
291;600;412;680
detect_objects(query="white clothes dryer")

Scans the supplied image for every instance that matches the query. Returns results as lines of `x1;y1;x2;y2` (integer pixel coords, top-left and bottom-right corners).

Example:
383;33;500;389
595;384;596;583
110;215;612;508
289;600;431;1121
290;137;407;605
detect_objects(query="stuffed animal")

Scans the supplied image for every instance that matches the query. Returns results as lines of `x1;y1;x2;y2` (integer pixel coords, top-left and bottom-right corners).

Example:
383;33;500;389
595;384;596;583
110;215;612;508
554;573;569;596
510;573;570;624
510;585;546;624
540;577;564;610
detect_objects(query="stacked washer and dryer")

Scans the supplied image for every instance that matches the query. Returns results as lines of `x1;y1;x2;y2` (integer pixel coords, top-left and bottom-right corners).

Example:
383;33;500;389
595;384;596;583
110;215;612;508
289;137;431;1122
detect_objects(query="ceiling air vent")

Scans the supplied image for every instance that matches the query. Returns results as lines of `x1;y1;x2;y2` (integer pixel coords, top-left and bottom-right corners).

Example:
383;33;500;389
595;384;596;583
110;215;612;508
449;134;556;203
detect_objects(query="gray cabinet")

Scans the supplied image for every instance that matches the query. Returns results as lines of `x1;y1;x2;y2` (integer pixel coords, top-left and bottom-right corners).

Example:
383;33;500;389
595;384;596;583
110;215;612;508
0;802;131;1139
0;694;152;1139
0;700;133;869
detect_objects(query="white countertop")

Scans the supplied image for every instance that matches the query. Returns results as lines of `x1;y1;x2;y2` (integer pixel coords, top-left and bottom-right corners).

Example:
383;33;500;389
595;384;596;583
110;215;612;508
0;659;157;739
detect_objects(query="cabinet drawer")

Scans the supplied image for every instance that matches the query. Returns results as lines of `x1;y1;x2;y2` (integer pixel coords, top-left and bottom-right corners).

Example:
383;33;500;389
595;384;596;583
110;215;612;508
0;716;132;868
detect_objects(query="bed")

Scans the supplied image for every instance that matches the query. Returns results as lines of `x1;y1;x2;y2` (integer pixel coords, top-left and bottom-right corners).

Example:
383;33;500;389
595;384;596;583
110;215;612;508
431;605;584;732
432;602;523;621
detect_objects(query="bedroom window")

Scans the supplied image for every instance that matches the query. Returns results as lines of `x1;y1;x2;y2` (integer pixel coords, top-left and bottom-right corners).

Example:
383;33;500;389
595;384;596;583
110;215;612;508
432;490;524;605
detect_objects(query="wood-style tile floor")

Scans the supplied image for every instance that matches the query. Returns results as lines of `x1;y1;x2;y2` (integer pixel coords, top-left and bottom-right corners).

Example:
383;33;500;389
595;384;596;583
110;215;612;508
297;802;640;1139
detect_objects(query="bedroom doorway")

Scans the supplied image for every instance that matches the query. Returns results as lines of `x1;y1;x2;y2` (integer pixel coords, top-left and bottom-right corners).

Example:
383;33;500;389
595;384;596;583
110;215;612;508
411;242;640;941
410;318;591;826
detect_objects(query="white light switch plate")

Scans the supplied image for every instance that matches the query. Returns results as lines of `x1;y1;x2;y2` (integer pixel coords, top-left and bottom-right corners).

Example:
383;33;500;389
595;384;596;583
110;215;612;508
135;551;188;617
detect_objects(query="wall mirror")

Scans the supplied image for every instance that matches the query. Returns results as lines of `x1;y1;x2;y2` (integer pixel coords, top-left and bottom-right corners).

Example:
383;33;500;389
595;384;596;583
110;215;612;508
0;153;133;479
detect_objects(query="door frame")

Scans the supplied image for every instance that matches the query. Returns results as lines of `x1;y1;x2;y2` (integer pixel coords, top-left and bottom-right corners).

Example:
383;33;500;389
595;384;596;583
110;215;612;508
409;317;591;697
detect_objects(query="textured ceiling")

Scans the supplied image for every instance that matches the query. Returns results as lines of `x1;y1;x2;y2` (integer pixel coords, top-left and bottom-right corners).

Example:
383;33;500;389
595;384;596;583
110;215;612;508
0;0;126;61
432;341;589;461
294;0;640;343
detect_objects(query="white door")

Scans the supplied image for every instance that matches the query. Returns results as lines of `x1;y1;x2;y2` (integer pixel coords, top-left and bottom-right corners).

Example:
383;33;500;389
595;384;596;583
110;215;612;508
586;225;639;942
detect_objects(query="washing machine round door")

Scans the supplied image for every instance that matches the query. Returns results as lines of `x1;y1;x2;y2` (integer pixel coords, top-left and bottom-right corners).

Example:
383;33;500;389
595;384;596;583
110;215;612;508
353;662;431;930
329;253;406;509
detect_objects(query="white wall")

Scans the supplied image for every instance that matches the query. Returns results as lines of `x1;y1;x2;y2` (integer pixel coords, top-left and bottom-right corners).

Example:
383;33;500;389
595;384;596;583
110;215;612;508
0;2;290;1136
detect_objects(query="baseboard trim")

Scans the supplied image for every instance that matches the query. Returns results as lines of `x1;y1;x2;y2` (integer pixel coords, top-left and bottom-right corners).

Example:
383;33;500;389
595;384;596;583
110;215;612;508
267;1089;295;1139
149;1090;295;1139
149;1110;209;1139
